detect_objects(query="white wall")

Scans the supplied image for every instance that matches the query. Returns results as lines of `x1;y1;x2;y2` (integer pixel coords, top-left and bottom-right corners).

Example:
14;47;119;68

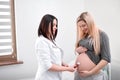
0;0;120;80
0;0;84;80
84;0;120;80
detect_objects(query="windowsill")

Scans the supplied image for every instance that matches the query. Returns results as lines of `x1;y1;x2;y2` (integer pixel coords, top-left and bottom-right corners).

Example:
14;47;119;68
0;61;23;66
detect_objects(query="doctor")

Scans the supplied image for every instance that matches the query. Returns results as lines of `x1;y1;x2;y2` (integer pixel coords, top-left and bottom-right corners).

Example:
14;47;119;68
35;14;75;80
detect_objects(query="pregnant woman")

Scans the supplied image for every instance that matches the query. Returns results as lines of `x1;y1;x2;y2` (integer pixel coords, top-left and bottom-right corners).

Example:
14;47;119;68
74;12;111;80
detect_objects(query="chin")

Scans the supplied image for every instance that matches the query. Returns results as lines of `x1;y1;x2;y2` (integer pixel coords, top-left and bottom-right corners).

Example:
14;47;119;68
53;31;55;34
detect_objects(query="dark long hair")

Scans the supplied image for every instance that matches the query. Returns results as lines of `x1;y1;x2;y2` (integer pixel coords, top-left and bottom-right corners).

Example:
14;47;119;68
38;14;58;40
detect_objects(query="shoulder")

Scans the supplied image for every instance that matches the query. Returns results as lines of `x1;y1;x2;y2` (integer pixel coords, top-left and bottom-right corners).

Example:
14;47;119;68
100;30;109;39
99;30;109;44
35;36;44;44
35;36;50;47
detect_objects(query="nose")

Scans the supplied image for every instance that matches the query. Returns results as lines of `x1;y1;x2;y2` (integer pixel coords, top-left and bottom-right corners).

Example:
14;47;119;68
53;26;57;30
81;27;85;30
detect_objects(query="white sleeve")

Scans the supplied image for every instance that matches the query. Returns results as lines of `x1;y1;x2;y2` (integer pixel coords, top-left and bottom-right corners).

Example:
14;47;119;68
35;40;52;70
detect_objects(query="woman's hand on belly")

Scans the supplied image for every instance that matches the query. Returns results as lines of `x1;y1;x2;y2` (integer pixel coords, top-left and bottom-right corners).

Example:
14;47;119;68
75;46;87;54
78;70;92;77
78;69;100;77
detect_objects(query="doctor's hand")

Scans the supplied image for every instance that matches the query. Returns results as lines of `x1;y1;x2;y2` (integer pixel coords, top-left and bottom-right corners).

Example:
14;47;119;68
66;66;76;72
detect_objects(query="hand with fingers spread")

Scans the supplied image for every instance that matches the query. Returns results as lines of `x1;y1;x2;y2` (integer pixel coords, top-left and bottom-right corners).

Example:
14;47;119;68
78;70;92;77
75;46;87;54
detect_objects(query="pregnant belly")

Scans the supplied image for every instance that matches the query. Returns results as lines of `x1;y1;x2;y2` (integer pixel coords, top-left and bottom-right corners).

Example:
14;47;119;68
76;53;96;72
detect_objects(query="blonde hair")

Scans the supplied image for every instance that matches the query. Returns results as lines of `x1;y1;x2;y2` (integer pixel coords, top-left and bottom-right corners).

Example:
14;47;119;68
75;12;100;55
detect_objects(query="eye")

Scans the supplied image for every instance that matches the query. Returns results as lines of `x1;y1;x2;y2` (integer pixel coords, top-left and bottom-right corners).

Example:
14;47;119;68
81;24;86;27
79;24;87;29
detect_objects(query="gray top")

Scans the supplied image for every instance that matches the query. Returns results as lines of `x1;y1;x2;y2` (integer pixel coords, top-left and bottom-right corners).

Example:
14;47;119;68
78;31;111;65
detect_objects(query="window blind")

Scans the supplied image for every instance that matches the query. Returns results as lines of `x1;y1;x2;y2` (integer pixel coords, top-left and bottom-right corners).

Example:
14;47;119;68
0;0;13;55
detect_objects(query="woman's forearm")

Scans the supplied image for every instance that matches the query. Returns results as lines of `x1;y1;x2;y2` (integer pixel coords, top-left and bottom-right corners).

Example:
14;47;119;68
90;59;108;75
49;64;75;72
62;62;69;67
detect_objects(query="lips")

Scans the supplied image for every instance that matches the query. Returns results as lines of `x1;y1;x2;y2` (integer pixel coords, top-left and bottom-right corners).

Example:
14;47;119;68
83;29;88;33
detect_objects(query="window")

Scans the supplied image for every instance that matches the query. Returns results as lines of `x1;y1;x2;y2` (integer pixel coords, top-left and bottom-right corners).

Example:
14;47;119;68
0;0;23;66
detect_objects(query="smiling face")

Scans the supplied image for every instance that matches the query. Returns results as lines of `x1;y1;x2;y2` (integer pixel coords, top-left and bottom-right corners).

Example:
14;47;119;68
77;20;88;34
48;19;57;39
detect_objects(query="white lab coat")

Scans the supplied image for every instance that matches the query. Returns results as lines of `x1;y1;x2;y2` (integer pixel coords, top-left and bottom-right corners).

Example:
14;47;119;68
35;35;63;80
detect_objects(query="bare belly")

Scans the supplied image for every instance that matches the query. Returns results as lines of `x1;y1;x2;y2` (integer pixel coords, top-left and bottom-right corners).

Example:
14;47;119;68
76;53;96;72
